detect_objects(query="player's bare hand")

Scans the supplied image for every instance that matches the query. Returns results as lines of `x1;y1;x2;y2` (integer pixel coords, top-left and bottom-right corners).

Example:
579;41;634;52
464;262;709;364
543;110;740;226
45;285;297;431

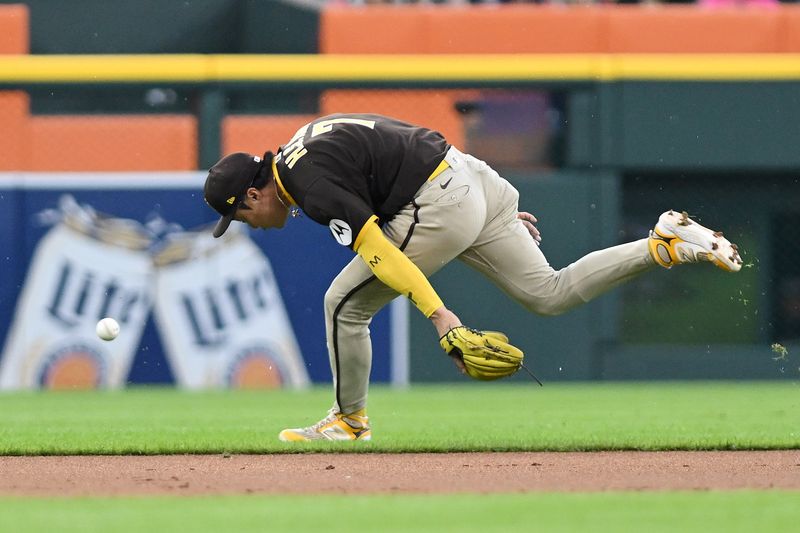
517;212;541;244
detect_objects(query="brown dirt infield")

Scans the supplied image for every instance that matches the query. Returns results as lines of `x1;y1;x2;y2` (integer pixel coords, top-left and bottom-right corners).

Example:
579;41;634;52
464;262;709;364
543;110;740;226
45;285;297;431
1;451;799;496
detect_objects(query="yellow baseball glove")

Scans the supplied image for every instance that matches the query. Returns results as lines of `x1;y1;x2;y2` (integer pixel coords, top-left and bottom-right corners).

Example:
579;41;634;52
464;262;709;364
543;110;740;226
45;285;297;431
439;326;524;381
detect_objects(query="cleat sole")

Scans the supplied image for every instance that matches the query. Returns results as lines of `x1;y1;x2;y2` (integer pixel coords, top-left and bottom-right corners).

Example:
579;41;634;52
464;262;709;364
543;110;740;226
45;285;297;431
657;211;742;272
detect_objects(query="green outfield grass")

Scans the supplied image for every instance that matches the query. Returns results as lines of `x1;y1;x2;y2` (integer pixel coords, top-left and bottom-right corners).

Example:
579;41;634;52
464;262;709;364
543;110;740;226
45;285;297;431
0;382;797;454
0;492;798;533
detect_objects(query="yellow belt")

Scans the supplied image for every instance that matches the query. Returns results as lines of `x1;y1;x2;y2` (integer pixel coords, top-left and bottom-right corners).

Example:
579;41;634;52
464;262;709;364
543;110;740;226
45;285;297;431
427;159;450;182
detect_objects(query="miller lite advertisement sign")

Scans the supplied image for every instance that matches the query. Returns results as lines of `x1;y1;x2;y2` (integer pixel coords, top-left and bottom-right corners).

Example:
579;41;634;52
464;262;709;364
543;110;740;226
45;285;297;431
0;173;397;390
152;230;308;389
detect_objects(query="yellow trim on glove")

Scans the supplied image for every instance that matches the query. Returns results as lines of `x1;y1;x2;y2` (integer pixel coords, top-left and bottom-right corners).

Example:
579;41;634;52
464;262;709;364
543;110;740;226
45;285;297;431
354;219;443;318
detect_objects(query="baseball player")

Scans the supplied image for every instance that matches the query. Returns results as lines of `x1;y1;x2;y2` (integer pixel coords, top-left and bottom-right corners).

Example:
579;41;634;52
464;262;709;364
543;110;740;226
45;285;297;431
203;113;742;442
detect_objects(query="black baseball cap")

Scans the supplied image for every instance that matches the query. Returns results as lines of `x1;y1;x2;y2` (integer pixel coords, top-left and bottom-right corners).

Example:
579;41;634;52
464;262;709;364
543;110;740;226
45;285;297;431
204;152;267;238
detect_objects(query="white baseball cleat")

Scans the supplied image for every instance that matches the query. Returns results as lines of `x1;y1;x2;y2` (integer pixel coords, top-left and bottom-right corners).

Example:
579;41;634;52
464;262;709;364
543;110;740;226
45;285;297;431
278;409;371;442
648;210;743;272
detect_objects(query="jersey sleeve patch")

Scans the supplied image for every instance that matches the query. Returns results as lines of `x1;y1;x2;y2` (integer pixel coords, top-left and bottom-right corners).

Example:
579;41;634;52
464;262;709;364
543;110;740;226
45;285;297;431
328;219;353;246
303;179;375;250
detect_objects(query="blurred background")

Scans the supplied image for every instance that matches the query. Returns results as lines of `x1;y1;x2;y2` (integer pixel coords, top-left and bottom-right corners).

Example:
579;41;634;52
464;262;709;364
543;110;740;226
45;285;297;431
0;0;798;390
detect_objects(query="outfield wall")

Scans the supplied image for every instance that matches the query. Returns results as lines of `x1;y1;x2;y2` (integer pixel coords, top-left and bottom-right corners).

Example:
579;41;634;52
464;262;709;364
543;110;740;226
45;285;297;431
321;5;800;54
0;170;794;387
0;3;798;383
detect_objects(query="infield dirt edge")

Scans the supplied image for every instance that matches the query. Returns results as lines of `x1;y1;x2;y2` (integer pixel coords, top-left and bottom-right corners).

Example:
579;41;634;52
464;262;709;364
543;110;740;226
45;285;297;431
2;450;799;496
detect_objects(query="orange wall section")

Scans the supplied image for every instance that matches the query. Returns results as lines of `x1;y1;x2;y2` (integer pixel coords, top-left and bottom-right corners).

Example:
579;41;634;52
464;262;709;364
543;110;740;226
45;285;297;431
320;8;431;54
430;7;603;54
0;4;28;54
0;5;30;170
0;91;29;169
321;5;800;54
321;5;604;54
28;116;197;171
780;6;800;52
605;7;783;53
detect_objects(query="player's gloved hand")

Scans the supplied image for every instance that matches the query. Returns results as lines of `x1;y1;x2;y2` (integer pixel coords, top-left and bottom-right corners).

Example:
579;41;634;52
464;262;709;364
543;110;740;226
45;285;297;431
439;326;524;380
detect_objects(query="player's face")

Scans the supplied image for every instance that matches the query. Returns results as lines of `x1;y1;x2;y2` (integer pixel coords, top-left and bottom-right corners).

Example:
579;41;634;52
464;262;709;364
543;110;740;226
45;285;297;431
234;182;289;230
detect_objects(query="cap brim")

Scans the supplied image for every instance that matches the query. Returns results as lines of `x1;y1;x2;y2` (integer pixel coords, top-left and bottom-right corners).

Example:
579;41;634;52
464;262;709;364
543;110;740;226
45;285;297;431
213;212;234;238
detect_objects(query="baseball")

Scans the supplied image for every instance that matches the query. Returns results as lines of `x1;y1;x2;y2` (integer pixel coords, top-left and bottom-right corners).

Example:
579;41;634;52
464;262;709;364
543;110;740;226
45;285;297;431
96;317;120;341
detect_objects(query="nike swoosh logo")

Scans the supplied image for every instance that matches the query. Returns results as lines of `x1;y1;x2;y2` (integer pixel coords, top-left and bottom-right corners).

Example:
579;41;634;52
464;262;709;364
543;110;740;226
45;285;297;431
440;177;454;189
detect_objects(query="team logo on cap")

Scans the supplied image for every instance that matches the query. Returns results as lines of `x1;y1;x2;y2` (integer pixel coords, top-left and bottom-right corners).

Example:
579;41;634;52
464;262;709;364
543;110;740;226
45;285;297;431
329;219;352;246
226;196;236;205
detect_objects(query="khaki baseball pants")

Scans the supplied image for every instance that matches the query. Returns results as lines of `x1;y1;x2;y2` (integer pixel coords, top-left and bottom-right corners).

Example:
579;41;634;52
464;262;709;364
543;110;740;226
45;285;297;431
325;147;655;414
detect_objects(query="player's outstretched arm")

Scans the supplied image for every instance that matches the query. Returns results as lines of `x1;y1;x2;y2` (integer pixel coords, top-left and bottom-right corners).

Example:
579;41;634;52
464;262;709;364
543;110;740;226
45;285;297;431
354;220;444;317
353;220;525;379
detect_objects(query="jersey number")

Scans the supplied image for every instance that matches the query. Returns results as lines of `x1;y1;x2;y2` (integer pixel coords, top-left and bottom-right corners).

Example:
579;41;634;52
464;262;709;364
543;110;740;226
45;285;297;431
282;118;376;169
310;118;376;137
